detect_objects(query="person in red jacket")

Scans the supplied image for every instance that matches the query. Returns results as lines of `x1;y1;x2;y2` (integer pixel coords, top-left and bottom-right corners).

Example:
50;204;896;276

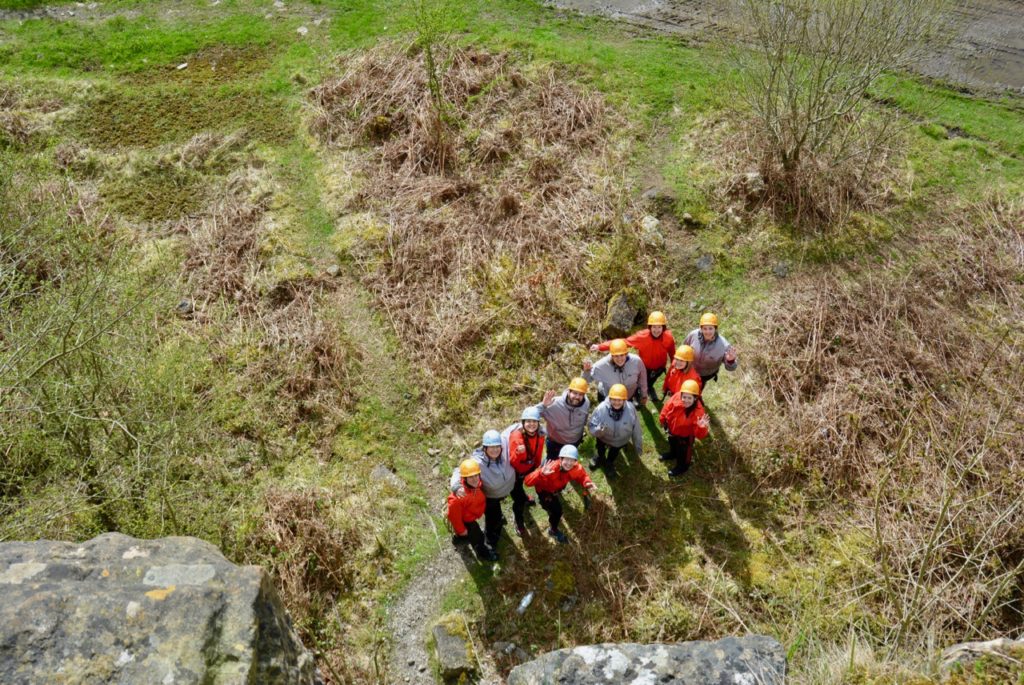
662;345;702;397
658;379;710;478
524;445;596;544
447;459;496;561
507;406;545;536
591;311;675;402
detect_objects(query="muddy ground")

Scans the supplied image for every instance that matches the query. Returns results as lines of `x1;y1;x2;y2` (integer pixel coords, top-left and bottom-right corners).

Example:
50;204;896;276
551;0;1024;95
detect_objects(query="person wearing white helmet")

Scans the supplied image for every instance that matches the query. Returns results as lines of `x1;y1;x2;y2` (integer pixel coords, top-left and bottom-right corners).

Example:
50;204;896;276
450;429;515;557
524;444;596;544
502;406;546;536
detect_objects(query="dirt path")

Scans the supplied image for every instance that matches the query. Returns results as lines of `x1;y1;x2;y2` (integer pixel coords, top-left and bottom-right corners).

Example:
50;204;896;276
550;0;1024;94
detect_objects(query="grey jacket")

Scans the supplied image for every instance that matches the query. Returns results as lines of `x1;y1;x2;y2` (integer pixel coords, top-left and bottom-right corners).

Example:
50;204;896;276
683;329;738;378
535;391;590;445
583;353;648;400
449;447;515;499
588;399;643;452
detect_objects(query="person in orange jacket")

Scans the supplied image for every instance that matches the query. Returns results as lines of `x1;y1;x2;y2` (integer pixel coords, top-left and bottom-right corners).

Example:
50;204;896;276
447;459;497;561
524;445;596;544
662;345;702;397
505;406;545;536
591;311;675;402
658;379;710;478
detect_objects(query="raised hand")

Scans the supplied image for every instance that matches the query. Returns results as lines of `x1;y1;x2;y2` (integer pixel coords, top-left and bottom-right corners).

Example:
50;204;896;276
725;345;738;363
589;344;600;353
543;389;556;407
582;359;593;372
697;414;710;429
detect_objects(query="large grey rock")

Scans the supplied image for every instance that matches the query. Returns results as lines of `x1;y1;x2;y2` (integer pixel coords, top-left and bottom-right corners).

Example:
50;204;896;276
941;637;1024;677
601;290;641;340
0;533;320;685
507;636;785;685
431;615;476;682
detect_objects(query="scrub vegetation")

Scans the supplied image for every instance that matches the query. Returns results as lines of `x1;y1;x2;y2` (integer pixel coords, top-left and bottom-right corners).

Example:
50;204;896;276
0;1;1021;684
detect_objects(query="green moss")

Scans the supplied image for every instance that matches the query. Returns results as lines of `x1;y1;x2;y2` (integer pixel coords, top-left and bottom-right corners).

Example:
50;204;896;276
100;161;207;221
126;43;273;87
66;85;295;149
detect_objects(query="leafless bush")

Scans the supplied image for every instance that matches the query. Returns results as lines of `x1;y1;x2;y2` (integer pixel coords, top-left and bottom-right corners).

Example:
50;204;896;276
311;44;661;389
728;0;954;226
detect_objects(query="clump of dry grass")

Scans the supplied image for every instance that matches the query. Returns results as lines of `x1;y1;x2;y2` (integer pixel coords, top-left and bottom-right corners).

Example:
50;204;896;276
742;195;1024;646
310;43;663;388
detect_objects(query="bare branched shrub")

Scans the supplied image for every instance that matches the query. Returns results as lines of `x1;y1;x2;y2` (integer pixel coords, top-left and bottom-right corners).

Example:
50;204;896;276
729;0;954;226
311;44;662;394
742;196;1024;648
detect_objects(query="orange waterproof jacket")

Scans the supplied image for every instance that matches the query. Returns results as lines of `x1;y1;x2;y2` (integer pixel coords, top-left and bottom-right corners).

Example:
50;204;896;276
447;481;486;536
659;394;709;439
662;365;702;395
524;459;594;495
599;329;676;372
508;428;545;476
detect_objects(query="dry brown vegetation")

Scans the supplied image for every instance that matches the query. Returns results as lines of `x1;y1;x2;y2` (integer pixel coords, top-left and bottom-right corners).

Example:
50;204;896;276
310;43;666;395
742;196;1024;648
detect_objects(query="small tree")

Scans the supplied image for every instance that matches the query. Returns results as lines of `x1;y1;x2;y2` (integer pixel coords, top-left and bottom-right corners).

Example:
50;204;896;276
406;0;462;171
730;0;954;225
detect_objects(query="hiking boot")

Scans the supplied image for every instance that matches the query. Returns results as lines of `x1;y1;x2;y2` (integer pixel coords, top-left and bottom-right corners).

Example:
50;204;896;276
451;534;469;546
668;466;689;478
548;528;568;544
515;524;527;537
658;452;673;462
481;546;499;562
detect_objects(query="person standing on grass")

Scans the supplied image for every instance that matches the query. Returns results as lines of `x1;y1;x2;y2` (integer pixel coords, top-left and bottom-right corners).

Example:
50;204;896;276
582;338;648;405
586;383;643;478
662;344;702;397
536;378;591;462
590;311;675;402
449;429;515;560
524;445;597;544
447;459;495;561
683;312;738;387
504;406;545;536
658;379;710;478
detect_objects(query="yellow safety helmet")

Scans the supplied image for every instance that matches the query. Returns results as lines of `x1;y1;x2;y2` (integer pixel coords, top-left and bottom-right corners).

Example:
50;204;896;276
608;339;629;355
674;345;694;362
679;379;701;396
459;459;481;478
647;311;668;326
608;384;629;401
699;312;719;328
568;377;589;394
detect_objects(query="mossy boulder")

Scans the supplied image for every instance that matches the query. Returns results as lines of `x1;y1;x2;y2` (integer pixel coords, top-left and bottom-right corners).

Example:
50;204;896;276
432;612;477;683
600;288;645;339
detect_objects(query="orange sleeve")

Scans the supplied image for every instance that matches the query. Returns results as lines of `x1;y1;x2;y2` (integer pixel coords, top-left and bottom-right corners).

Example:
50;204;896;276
572;466;594;491
447;496;467;536
524;468;541;488
508;431;525;469
663;331;676;363
596;340;611;352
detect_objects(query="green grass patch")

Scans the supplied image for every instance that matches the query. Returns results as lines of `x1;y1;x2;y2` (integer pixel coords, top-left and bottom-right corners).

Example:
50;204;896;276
100;161;208;221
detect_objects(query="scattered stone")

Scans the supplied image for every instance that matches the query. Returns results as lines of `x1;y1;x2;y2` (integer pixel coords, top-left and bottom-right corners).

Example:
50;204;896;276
640;186;677;217
600;290;641;339
725;207;742;225
689;301;699;311
313;17;324;26
274;0;285;7
175;298;194;317
742;170;766;196
0;533;322;684
772;261;789;278
941;637;1024;675
326;264;340;277
428;448;441;457
432;616;476;683
176;62;188;70
407;658;416;666
296;25;308;36
508;636;785;685
696;254;714;272
370;464;403;490
639;214;664;247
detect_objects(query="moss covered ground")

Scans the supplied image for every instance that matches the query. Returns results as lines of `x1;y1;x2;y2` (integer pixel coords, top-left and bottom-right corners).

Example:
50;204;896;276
1;0;1021;683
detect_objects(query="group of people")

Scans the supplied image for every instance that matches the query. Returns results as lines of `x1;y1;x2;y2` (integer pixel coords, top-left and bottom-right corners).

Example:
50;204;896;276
446;311;739;562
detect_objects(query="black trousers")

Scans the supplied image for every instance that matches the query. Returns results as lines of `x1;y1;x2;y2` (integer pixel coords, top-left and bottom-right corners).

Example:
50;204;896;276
463;520;488;556
594;441;623;466
647;367;665;400
700;371;718;386
510;474;531;528
484;497;505;547
668;435;695;472
538;491;563;531
545;437;580;463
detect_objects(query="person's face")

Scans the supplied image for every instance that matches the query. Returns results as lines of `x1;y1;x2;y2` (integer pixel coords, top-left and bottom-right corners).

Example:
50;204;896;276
523;419;539;434
560;458;576;471
610;398;625;410
611;353;627;367
567;390;585;406
681;392;696;408
673;358;685;370
650;325;664;337
466;474;480;487
485;445;501;460
700;325;716;341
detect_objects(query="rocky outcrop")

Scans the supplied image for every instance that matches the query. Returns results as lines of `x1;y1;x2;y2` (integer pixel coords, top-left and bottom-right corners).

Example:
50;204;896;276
941;637;1024;681
507;636;785;685
600;290;644;340
431;613;476;683
0;532;320;685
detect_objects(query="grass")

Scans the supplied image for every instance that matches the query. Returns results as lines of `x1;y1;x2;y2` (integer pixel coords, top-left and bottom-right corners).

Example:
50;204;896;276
1;0;1021;683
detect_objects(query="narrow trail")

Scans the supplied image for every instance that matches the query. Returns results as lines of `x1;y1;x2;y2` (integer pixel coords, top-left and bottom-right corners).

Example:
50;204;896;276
327;277;500;684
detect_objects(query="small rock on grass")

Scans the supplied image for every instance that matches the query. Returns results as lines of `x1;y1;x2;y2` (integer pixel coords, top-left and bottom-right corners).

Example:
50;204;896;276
370;465;403;490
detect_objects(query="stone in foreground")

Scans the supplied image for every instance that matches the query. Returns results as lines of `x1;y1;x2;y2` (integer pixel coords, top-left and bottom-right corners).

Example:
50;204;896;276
432;614;476;683
507;635;785;685
0;532;320;685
